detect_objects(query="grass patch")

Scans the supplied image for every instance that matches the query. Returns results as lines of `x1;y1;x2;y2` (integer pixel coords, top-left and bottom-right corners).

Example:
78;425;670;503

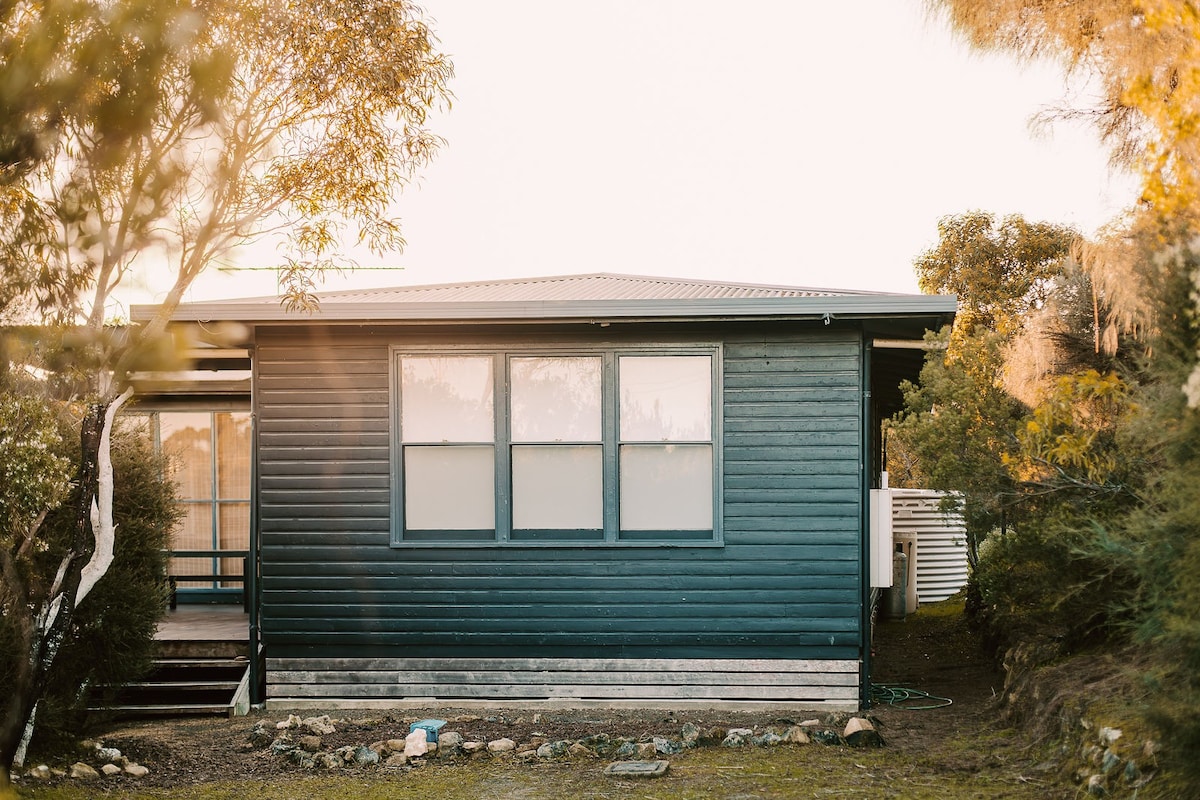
18;743;1054;800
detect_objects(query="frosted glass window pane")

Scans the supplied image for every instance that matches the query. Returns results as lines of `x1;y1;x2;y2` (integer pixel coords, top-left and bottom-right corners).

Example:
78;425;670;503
217;502;249;586
510;357;602;442
170;504;214;588
620;356;711;441
401;357;493;442
405;446;495;529
512;445;603;529
218;502;250;551
620;445;713;530
160;412;213;499
216;412;251;499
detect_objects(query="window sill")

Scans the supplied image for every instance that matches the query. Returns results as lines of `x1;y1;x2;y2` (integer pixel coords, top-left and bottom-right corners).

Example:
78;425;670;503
390;533;723;549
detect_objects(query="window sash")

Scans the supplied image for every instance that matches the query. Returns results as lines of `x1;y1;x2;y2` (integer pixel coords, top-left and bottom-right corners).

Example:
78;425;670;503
392;346;720;546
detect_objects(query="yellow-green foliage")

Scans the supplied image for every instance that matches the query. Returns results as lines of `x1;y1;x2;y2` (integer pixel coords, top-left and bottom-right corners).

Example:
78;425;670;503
1016;370;1138;488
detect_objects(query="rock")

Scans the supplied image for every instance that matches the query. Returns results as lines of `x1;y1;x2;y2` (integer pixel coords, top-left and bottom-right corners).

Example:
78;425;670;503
604;759;670;779
783;726;811;744
568;742;594;757
578;733;613;754
614;741;638;758
488;738;516;753
298;735;323;752
353;745;380;766
313;752;341;770
277;714;302;730
1101;749;1121;774
702;726;726;744
843;718;871;737
1098;727;1122;746
1086;773;1108;796
844;718;884;748
1123;760;1142;785
635;742;657;759
333;745;358;765
810;729;843;746
462;741;486;754
385;738;407;753
721;731;749;748
69;762;100;781
384;753;408;768
96;746;123;762
437;732;463;753
753;732;784;747
681;723;701;747
248;722;275;747
101;764;123;776
124;763;149;778
302;715;337;736
404;728;429;758
536;740;571;758
653;736;681;755
800;718;822;727
26;765;52;781
452;715;481;723
269;735;296;755
80;740;99;751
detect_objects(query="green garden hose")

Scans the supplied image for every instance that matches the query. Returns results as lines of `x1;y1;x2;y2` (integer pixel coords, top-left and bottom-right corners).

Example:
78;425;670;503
870;683;954;710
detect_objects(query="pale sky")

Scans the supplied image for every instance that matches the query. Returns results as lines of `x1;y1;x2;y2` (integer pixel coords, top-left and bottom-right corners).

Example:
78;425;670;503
178;0;1138;303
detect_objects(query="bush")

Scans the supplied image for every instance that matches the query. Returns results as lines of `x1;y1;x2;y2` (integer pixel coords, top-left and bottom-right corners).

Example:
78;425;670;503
0;409;179;750
971;516;1139;657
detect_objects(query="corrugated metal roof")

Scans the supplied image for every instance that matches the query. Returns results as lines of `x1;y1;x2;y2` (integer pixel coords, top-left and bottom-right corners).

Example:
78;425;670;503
217;272;868;305
134;271;957;324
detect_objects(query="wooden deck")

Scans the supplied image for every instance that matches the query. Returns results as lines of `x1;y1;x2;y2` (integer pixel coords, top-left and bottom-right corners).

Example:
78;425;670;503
156;605;249;643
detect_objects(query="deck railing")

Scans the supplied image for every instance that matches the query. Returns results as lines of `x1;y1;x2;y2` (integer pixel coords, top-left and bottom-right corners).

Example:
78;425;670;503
166;549;250;612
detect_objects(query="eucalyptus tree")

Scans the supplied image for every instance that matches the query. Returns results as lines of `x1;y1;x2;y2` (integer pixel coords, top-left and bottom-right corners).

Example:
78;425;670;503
889;212;1079;561
0;0;452;787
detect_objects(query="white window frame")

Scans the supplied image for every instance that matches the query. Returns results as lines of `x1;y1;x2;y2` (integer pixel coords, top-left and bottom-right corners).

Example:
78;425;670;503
390;344;723;547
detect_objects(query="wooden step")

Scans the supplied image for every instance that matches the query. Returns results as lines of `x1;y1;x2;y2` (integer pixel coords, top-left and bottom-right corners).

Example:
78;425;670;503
91;657;252;718
156;640;249;660
99;703;234;716
155;658;248;669
124;681;241;692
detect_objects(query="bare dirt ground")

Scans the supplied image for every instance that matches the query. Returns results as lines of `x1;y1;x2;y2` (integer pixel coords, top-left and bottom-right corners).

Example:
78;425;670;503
19;600;1078;799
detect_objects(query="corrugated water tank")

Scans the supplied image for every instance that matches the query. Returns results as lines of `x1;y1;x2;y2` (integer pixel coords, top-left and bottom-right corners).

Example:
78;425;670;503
890;489;969;603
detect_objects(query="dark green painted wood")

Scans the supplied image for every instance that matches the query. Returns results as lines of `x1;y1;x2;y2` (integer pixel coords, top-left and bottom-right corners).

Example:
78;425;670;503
267;643;860;661
254;326;864;667
261;588;854;604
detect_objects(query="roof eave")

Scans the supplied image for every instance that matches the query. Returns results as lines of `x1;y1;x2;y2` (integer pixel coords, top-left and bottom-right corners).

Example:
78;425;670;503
132;295;958;324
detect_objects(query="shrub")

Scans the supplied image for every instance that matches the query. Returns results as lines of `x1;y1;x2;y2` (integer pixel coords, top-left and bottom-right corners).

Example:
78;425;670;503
0;408;179;750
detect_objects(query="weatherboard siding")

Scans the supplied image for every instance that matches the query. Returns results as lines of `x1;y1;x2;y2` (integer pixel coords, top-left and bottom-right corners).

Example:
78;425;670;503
255;325;864;706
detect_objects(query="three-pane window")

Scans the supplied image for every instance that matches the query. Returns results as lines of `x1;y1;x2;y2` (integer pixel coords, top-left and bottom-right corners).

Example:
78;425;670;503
393;348;719;545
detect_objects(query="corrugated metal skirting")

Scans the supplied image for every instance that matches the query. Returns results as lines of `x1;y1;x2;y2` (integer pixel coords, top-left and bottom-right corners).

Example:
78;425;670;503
890;489;968;603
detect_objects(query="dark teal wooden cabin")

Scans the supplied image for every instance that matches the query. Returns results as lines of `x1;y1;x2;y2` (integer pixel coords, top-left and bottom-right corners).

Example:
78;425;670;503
142;274;954;710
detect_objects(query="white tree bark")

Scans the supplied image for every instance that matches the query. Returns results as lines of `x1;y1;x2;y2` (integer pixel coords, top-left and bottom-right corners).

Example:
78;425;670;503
76;386;133;606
